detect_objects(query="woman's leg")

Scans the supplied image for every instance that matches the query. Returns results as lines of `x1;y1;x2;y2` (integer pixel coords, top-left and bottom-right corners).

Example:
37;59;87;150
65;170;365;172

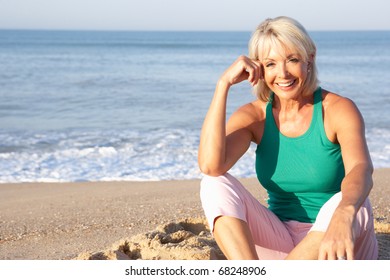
213;216;259;259
200;173;296;259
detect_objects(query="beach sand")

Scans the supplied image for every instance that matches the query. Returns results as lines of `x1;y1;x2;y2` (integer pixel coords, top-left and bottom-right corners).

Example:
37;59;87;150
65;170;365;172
0;169;389;260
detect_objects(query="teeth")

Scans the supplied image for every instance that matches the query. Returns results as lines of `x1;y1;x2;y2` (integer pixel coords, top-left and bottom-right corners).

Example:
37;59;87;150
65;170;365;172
278;80;294;87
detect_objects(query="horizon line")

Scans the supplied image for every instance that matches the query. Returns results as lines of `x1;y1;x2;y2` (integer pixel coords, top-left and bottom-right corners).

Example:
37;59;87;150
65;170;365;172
1;28;390;33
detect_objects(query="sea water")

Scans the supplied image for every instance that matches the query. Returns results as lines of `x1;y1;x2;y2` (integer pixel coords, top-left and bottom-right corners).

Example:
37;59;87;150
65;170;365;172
0;30;389;182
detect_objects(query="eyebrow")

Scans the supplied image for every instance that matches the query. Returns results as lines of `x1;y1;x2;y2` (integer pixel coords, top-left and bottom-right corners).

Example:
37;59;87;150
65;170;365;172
263;53;300;61
286;54;300;59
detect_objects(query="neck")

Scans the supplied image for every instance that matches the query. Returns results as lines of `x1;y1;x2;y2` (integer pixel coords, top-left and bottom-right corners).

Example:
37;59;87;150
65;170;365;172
271;94;315;136
273;94;313;115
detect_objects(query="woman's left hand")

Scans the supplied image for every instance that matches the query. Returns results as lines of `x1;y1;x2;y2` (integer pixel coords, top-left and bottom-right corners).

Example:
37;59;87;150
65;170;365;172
318;206;356;260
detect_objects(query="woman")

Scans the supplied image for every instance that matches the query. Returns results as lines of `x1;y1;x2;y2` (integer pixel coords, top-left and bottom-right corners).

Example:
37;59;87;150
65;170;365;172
198;16;378;260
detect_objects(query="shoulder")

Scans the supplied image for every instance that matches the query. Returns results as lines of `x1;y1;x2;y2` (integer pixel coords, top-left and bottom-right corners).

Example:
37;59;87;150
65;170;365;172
230;99;267;123
322;89;362;119
227;99;267;143
322;89;355;109
322;89;365;136
321;89;372;173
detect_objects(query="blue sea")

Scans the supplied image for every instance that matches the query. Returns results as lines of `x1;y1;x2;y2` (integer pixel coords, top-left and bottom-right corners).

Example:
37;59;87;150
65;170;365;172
0;30;389;183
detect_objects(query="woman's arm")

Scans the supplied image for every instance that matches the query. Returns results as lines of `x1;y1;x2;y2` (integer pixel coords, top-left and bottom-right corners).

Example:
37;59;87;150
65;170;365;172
198;56;261;176
318;95;373;260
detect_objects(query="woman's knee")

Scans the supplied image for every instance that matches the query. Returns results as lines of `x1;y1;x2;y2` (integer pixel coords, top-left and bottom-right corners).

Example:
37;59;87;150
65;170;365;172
201;172;229;191
354;198;375;234
200;173;244;200
311;192;375;236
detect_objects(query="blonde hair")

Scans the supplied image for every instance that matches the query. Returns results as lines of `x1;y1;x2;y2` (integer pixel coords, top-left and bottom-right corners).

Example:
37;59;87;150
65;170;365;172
248;16;319;101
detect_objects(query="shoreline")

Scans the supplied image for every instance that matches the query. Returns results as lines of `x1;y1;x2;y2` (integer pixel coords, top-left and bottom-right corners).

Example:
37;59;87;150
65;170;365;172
0;169;389;260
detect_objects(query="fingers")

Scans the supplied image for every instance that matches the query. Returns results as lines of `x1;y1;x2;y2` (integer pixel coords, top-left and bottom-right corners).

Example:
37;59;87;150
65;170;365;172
243;57;262;87
345;245;354;260
221;56;263;87
318;240;355;260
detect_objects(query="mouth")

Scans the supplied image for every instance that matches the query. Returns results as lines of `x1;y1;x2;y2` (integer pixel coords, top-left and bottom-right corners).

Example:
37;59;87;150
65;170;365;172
276;79;296;88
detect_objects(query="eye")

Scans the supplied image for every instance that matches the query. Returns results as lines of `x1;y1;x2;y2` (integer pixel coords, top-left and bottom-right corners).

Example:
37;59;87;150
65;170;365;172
288;58;299;63
265;62;275;67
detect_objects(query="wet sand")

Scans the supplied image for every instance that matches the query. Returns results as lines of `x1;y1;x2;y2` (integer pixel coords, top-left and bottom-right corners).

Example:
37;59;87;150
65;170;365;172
1;169;389;260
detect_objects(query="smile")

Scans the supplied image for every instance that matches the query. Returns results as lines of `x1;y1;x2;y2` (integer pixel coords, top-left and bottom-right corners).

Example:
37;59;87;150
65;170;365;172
276;80;296;87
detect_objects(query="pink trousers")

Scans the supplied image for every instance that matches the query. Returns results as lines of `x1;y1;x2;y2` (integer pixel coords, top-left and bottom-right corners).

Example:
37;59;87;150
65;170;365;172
200;173;378;260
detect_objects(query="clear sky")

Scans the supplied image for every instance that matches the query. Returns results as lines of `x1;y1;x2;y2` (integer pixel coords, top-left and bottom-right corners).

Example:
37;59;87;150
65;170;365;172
0;0;389;31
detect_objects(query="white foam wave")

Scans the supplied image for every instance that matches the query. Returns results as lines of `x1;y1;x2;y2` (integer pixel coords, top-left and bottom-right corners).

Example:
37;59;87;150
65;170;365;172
0;129;202;183
0;127;389;183
366;127;390;168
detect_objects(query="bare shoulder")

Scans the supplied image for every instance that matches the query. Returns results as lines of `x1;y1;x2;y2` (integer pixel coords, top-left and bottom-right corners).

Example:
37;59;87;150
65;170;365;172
322;89;372;172
322;89;363;124
321;88;366;148
227;99;267;144
322;89;357;110
232;100;266;124
234;99;266;121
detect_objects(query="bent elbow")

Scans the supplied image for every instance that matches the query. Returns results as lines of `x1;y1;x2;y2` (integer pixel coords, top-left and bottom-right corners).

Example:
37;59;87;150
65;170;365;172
198;163;226;177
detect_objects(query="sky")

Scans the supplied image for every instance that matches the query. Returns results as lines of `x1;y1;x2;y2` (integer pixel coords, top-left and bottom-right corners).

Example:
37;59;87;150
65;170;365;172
0;0;389;31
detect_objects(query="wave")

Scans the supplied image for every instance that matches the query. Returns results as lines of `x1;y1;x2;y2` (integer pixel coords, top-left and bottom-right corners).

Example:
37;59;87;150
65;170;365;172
0;129;201;183
0;127;388;183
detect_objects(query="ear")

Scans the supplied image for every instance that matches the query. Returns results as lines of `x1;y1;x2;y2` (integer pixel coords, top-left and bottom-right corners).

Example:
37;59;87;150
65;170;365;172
308;53;315;64
307;53;315;69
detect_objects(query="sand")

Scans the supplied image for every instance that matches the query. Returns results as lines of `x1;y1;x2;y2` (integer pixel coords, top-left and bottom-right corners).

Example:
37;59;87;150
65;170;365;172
0;169;389;260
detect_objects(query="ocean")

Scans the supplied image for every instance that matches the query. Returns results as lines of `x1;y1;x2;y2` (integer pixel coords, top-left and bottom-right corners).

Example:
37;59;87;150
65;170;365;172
0;30;389;183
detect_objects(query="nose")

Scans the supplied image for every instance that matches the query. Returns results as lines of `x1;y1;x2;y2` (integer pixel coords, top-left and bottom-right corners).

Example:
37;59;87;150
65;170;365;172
277;63;289;78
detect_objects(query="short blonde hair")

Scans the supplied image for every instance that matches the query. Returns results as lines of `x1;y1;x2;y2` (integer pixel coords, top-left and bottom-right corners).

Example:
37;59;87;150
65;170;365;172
248;16;319;101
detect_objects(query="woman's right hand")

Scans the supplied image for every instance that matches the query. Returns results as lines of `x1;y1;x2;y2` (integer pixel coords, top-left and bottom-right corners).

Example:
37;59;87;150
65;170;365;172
219;56;263;87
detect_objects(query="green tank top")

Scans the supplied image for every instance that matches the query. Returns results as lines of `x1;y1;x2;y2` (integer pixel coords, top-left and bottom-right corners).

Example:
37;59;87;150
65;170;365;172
255;87;345;223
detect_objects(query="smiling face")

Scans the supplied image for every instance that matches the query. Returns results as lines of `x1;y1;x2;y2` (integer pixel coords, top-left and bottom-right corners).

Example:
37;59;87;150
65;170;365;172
248;17;319;101
262;46;311;100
